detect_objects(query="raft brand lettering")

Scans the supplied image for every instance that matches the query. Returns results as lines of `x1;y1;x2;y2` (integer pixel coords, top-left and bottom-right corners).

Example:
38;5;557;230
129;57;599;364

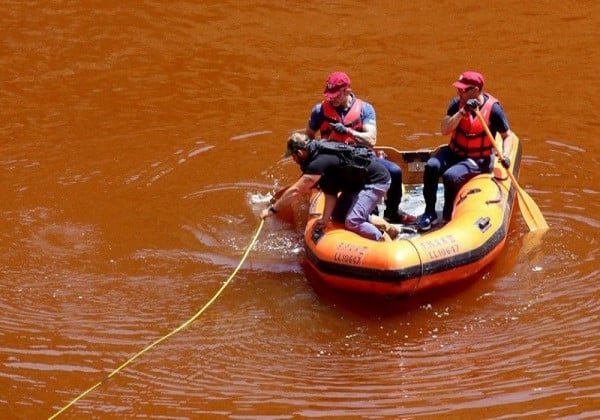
420;235;460;260
333;242;368;265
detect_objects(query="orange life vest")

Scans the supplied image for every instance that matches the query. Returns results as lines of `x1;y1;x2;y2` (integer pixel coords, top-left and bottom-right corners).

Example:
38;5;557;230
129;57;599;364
319;98;364;144
449;94;499;158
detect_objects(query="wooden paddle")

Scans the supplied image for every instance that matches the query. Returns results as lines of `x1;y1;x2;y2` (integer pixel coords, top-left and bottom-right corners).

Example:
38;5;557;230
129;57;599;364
474;109;548;231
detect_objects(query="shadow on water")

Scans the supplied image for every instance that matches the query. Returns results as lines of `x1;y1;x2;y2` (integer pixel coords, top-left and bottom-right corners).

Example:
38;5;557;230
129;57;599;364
302;259;485;318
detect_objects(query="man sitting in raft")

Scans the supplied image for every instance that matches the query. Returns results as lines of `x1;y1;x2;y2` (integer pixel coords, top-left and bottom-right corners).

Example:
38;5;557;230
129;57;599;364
302;71;416;225
419;70;514;231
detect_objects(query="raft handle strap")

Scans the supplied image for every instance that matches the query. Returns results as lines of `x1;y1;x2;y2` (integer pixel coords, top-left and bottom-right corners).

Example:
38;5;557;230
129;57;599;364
456;188;482;206
485;176;503;205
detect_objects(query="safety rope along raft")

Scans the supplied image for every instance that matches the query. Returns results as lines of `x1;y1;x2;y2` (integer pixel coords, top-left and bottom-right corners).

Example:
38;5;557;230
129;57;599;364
49;219;265;419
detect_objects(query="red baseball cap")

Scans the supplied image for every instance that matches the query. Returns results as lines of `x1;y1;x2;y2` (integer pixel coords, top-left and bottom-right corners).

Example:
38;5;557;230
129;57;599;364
323;71;351;99
452;71;484;90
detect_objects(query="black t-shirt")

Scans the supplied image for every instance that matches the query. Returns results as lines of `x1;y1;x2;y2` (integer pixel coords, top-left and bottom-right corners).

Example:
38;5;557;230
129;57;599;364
301;149;390;194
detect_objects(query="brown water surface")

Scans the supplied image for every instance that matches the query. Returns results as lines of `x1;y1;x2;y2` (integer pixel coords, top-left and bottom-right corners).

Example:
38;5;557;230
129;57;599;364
2;1;599;418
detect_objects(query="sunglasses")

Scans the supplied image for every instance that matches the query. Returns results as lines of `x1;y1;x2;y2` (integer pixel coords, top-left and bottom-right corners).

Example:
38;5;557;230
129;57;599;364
458;86;477;93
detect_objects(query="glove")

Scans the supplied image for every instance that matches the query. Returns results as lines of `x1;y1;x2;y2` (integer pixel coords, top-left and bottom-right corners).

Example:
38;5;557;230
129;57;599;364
500;155;510;169
330;122;349;134
313;219;326;232
464;99;481;111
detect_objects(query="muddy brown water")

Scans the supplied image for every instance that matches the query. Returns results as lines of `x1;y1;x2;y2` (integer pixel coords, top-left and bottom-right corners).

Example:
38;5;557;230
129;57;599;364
2;1;599;418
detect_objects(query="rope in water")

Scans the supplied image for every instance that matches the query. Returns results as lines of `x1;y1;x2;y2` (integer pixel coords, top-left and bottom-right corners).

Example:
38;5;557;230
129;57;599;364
49;219;265;419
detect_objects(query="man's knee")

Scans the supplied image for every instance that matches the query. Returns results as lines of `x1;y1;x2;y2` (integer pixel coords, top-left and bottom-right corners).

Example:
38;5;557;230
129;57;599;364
382;161;402;180
425;157;441;172
388;162;402;175
345;217;361;231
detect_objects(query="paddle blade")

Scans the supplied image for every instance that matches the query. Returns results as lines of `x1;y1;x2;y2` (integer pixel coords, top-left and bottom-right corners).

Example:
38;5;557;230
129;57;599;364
515;184;549;231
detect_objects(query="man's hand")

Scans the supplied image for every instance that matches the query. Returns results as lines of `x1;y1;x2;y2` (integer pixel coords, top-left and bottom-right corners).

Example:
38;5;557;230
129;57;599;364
313;218;326;231
500;155;511;169
260;205;278;220
330;122;349;134
464;99;480;111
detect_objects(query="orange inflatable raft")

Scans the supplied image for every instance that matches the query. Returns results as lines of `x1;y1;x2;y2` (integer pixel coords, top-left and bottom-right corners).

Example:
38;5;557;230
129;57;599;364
302;134;522;296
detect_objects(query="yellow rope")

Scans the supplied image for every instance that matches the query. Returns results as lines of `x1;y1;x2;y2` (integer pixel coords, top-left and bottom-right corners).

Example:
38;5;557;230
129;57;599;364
49;219;265;419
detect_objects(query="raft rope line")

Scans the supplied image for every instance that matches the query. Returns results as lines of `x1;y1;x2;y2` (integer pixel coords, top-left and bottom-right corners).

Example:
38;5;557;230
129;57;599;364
486;176;504;205
49;219;265;420
398;237;423;294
